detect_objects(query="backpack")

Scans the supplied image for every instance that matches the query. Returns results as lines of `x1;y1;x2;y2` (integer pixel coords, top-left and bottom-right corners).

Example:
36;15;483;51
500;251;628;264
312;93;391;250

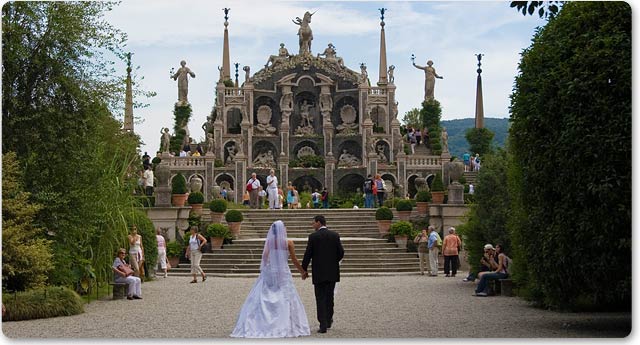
363;180;373;193
435;232;443;247
312;194;318;202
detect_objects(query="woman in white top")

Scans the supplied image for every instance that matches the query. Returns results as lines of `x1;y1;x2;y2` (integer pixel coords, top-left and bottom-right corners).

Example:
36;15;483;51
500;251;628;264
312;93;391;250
185;226;207;283
231;220;310;338
127;225;144;278
156;228;168;278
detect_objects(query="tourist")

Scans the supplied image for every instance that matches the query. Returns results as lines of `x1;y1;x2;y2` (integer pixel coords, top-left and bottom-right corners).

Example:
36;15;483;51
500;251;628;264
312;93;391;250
321;188;329;208
415;129;422;146
427;226;440;276
112;248;142;300
185;226;207;283
230;221;310;337
277;187;284;209
463;244;498;282
463;152;471;172
246;173;260;209
142;151;151;170
266;169;279;209
422;127;430;148
156;228;168;278
221;187;228;200
258;186;267;209
287;185;295;209
179;149;187;157
291;186;300;209
474;244;511;296
243;190;250;206
128;225;144;279
192;150;201;157
474;154;481;171
408;128;416;154
413;228;429;275
311;189;321;209
374;174;385;207
143;165;154;197
196;144;204;156
468;184;475;195
442;227;462;277
363;175;374;208
136;170;145;195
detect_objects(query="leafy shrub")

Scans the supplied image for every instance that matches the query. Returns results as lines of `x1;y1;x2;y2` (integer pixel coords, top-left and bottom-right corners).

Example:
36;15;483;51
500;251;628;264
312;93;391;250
171;173;188;194
290;155;325;168
205;223;232;239
187;191;204;204
416;190;432;202
375;206;393;220
209;199;228;213
2;287;84;321
214;159;224;167
188;214;201;228
224;209;243;222
430;172;444;192
166;241;183;258
395;199;413;211
458;175;467;185
389;221;414;237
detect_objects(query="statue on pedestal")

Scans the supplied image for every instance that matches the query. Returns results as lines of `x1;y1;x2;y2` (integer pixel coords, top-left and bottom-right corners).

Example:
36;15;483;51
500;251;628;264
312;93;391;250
266;43;292;68
160;127;171;153
338;149;361;167
293;11;314;55
317;43;344;67
295;100;315;135
412;56;443;101
171;60;196;105
206;133;215;154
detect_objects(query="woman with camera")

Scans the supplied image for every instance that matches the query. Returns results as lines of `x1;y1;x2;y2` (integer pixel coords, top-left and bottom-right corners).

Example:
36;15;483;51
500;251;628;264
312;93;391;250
413;229;429;275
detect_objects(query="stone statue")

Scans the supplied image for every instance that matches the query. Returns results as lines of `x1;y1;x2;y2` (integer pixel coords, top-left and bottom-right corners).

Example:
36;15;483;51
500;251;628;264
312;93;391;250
359;63;368;84
171;60;196;105
338;149;361;167
218;66;223;82
377;144;387;163
319;86;333;113
293;11;314;55
441;127;449;153
317;43;344;67
280;85;294;111
206;133;215;153
295;100;315;135
243;65;250;83
336;105;358;134
160;127;171;153
297;146;315;158
388;65;395;83
368;136;377;154
253;150;276;168
255;105;276;136
266;43;292;67
412;59;443;101
225;143;237;164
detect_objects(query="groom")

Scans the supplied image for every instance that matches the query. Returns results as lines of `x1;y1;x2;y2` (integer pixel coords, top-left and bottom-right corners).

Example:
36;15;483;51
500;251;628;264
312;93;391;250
302;215;345;333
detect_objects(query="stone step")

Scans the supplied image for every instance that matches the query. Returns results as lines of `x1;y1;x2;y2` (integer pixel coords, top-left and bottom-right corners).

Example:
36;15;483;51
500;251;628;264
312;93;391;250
169;266;421;274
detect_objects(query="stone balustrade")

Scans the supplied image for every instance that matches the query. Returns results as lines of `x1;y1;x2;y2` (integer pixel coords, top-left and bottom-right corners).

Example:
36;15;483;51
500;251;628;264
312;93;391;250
369;87;386;95
406;156;441;168
224;88;244;96
167;156;208;169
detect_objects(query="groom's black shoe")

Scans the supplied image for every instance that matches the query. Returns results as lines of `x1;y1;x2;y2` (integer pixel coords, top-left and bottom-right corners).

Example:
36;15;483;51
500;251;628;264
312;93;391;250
317;328;327;334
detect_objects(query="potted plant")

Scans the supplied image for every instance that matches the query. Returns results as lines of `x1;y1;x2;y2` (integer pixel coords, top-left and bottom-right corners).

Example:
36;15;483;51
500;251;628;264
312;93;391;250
395;199;413;221
415;190;431;216
209;199;227;223
166;240;183;268
188;191;205;215
390;220;414;249
171;173;188;207
206;223;231;249
225;209;244;239
375;206;394;237
430;172;445;204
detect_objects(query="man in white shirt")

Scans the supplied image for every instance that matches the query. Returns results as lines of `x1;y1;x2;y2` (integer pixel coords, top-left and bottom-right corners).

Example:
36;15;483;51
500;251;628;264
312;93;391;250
143;166;154;196
266;169;279;209
246;173;261;209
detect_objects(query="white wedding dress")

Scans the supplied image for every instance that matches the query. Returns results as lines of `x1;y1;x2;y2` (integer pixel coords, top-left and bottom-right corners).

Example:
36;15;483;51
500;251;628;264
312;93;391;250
230;221;310;338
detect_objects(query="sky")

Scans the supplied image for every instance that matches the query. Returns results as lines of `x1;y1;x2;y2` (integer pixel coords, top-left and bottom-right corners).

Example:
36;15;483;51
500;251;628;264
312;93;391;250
104;0;546;154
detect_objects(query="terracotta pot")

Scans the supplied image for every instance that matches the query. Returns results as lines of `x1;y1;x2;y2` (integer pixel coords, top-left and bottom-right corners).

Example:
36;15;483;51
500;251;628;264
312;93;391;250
228;222;241;239
210;212;224;223
431;191;445;204
168;256;180;269
416;202;429;215
394;235;408;249
396;210;412;221
210;237;224;249
377;220;392;237
190;204;203;216
172;194;188;207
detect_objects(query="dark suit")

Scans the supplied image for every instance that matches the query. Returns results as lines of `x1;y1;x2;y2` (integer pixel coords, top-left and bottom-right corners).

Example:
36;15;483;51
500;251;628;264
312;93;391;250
302;226;345;331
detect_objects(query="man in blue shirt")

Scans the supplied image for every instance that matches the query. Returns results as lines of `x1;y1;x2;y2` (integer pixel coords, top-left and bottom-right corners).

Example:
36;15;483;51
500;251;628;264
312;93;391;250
427;226;440;276
463;152;471;172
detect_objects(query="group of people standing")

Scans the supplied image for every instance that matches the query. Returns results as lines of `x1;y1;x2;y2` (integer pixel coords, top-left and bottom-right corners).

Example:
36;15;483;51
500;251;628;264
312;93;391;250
363;174;387;208
462;151;482;172
246;170;330;209
406;127;429;154
414;226;462;277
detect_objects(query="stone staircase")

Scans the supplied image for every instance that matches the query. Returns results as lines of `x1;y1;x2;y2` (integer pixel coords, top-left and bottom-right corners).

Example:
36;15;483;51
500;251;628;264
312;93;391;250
169;209;423;276
463;171;478;185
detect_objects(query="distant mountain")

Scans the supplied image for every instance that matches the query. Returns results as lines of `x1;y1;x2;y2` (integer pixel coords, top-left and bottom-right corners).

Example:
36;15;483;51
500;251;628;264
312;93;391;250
441;118;510;159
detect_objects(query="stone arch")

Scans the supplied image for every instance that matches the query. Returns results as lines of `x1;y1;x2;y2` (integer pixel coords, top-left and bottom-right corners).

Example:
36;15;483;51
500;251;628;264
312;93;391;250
370;105;387;133
292;140;321;159
292;175;322;195
226;107;242;134
426;173;436;189
407;174;420;198
334;95;358;129
215;173;235;201
337;173;366;194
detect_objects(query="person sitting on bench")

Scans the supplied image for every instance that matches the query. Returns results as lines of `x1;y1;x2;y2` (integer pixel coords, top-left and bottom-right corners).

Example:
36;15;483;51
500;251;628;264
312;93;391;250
474;244;511;297
112;248;142;300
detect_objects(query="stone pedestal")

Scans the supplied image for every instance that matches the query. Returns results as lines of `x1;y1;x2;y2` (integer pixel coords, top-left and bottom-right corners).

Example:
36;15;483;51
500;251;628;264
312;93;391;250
155;186;171;207
447;183;464;204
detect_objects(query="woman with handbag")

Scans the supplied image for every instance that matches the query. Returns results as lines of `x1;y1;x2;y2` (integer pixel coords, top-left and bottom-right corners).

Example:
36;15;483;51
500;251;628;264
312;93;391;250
185;226;207;283
112;248;142;300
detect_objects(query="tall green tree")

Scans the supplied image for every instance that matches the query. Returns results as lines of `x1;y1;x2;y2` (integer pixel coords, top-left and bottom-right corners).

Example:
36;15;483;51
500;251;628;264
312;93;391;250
401;108;421;129
465;127;494;156
509;1;630;311
2;2;154;287
420;99;443;154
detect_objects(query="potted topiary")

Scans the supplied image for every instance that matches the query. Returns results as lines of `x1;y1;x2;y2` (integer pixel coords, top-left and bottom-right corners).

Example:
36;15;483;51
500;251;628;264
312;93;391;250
415;190;431;216
375;206;394;237
188;191;205;215
166;240;183;268
390;220;414;249
171;173;188;207
395;199;413;221
225;209;244;239
209;199;227;223
206;223;231;249
430;172;445;204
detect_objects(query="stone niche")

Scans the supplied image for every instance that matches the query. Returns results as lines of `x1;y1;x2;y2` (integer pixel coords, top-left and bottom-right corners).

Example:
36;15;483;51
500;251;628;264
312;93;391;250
226;107;242;134
254;96;278;136
252;140;279;169
333;95;358;135
336;139;362;168
223;140;239;165
374;139;390;163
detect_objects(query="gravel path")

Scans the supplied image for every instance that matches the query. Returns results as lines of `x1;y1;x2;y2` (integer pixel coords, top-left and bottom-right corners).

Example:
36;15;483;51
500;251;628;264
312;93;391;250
2;273;630;338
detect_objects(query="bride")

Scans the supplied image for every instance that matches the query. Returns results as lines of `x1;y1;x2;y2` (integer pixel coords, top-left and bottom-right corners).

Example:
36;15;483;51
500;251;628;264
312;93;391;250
230;220;310;338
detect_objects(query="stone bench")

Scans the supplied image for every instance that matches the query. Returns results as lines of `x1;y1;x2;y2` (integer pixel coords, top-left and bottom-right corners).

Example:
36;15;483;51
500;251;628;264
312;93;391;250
109;282;129;300
487;278;513;296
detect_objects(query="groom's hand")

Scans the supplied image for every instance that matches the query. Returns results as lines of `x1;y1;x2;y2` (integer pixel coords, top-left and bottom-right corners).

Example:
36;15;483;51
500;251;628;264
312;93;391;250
301;271;308;280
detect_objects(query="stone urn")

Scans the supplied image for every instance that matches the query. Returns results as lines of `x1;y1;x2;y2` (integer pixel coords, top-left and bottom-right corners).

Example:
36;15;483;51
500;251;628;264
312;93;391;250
449;160;465;184
394;235;409;249
228;222;241;239
377;220;392;237
190;176;203;193
155;163;171;186
210;237;224;250
396;211;411;221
